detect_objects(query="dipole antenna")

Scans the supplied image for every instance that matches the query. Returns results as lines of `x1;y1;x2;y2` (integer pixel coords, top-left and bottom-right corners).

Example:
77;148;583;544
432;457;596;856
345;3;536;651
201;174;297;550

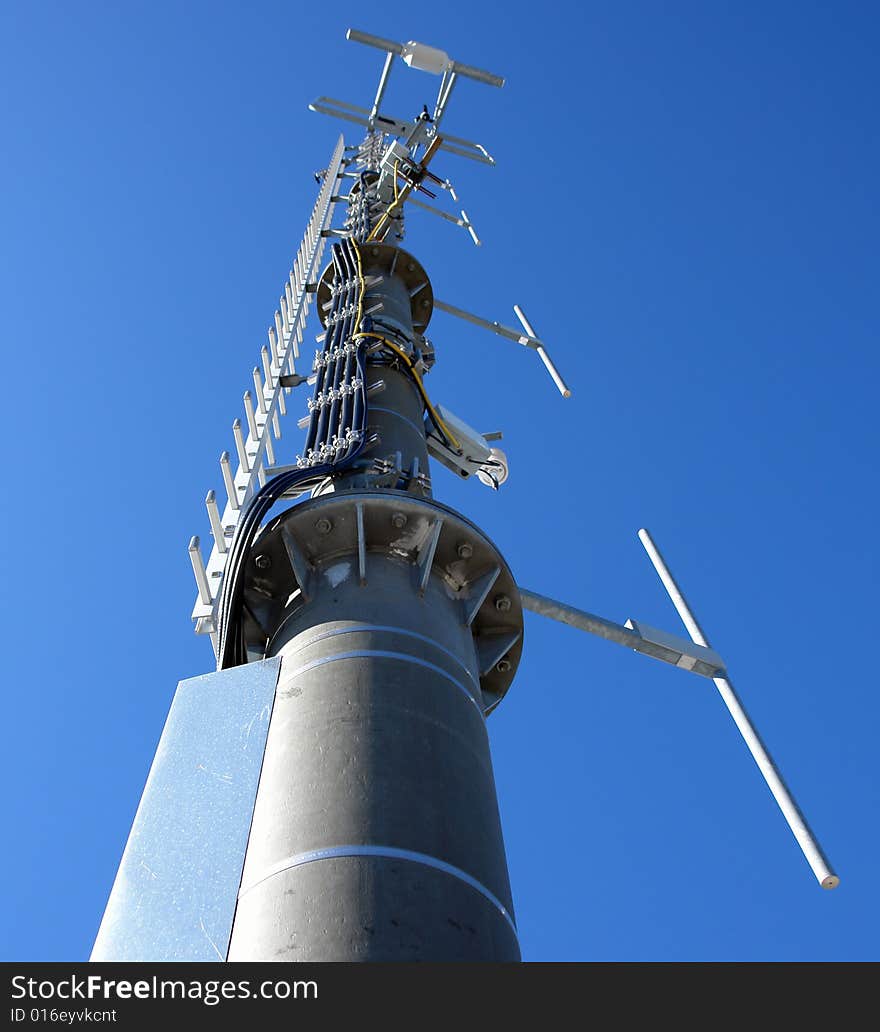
637;528;838;889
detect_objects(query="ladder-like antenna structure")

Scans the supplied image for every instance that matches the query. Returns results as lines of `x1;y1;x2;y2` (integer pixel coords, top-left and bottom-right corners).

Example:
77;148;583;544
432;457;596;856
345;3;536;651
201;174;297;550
188;136;347;651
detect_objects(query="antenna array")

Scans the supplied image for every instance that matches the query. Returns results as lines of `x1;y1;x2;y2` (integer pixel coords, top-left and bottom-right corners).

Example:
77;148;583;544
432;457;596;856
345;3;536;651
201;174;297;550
189;136;347;649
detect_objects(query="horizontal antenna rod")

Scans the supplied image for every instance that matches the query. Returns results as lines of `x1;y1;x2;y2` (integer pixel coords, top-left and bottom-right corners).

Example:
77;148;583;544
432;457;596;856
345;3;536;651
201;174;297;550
434;298;571;397
520;588;725;677
637;527;840;890
346;28;505;87
346;28;405;55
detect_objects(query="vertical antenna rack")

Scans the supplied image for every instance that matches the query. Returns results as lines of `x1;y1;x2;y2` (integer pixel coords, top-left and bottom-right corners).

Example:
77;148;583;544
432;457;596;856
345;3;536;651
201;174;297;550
94;24;837;967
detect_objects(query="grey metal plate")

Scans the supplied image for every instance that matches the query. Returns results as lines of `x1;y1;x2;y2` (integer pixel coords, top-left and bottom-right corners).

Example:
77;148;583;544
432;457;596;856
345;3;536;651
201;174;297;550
90;658;281;961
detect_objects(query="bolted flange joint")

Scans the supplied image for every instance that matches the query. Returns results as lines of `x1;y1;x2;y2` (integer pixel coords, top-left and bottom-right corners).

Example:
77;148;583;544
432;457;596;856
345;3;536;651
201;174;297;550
239;491;523;715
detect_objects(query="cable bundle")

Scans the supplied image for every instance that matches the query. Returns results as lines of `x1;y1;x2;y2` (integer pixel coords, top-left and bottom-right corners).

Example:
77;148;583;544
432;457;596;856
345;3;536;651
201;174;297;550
216;238;369;669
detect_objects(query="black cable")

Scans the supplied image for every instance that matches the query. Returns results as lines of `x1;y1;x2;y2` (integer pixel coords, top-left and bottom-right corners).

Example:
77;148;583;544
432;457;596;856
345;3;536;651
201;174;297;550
217;237;369;669
216;464;333;669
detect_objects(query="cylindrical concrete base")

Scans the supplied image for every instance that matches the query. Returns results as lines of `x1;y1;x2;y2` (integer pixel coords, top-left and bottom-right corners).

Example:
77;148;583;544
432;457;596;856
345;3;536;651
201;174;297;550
227;558;519;961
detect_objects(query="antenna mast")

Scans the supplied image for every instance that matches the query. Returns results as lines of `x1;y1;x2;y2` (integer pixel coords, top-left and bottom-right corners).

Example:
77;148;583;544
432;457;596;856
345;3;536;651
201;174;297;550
95;29;538;962
92;26;837;966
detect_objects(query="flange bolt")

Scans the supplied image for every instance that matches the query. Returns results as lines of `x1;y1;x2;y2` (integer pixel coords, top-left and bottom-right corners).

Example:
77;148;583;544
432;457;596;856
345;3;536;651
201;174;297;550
494;595;512;612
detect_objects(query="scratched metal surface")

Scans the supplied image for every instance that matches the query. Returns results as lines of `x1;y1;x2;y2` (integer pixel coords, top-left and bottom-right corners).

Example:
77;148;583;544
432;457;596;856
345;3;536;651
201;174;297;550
90;658;281;961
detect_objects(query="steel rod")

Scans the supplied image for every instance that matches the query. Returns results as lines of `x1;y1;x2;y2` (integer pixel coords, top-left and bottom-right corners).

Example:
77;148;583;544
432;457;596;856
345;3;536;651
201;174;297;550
205;490;227;554
520;588;642;649
346;28;405;56
637;527;839;890
188;536;212;605
252;368;267;413
451;59;505;88
433;298;540;348
220;450;238;511
232;418;250;473
261;345;275;388
370;51;395;124
513;305;571;398
243;391;259;439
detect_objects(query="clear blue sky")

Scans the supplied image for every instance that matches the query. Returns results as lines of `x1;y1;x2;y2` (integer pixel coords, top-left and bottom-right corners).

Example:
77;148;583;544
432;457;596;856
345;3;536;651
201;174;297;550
1;1;877;961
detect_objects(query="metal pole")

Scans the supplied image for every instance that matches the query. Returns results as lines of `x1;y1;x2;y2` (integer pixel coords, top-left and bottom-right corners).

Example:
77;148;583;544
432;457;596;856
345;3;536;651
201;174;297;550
637;528;839;890
513;306;571;398
226;172;521;959
521;588;642;647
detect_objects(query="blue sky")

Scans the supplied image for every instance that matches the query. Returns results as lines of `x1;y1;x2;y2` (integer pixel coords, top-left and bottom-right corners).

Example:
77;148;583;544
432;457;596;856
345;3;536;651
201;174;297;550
1;1;877;961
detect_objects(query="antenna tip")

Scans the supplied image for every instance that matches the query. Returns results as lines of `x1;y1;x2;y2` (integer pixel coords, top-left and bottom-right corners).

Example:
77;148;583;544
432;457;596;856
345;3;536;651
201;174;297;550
562;389;572;399
821;875;840;890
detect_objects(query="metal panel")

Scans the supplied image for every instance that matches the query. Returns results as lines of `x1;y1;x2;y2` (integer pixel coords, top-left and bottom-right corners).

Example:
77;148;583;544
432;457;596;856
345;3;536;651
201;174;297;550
90;658;281;961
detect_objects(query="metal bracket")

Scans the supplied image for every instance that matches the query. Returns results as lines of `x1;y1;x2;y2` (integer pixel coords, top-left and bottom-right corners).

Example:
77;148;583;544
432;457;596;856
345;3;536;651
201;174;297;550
281;525;313;602
518;588;725;679
476;630;522;677
407;196;481;245
433;298;571;398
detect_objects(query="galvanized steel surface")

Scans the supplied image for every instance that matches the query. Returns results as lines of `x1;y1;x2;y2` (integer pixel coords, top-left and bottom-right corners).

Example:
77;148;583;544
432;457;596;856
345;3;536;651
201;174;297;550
91;659;281;960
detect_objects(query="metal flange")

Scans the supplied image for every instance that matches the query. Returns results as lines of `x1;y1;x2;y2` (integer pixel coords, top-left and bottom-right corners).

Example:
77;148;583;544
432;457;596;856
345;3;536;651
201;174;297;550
241;491;521;714
316;243;434;335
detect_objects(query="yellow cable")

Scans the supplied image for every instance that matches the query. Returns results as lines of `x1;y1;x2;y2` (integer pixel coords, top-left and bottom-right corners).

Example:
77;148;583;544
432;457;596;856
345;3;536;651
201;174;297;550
351;331;460;451
355;213;459;450
366;160;403;243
